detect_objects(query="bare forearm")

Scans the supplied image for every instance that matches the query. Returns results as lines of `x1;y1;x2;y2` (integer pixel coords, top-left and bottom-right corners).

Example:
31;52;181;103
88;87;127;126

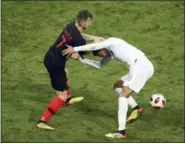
81;33;94;42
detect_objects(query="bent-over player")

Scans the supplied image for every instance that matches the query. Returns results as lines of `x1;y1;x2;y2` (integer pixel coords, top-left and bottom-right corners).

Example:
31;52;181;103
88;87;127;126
62;37;154;139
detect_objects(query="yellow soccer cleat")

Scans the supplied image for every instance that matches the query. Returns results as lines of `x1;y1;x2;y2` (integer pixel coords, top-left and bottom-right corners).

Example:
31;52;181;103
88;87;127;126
105;130;128;139
68;96;84;105
127;107;143;123
36;122;55;131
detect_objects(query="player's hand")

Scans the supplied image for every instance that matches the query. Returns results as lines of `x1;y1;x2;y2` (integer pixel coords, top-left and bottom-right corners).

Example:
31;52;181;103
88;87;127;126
62;45;75;57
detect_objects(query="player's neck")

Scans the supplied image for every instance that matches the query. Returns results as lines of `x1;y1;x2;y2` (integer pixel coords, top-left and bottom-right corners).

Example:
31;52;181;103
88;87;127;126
75;22;83;32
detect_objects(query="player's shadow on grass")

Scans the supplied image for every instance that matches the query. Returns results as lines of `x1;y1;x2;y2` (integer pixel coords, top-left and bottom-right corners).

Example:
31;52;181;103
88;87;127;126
27;83;112;116
71;84;115;114
71;86;117;130
72;89;114;118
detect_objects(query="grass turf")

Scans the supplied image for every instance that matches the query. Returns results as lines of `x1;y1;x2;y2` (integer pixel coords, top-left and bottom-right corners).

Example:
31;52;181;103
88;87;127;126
2;1;184;142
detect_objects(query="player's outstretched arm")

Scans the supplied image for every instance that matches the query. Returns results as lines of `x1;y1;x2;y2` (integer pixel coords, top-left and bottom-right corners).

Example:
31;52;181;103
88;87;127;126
79;56;112;69
62;40;111;56
74;40;111;52
82;33;104;42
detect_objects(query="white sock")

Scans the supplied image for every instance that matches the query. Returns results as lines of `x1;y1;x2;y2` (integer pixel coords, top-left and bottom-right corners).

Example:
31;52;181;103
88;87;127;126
118;96;128;131
127;96;138;109
115;88;122;96
115;88;138;109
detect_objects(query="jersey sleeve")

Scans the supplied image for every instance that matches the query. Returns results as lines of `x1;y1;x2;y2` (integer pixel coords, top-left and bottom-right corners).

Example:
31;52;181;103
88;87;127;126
70;26;86;47
80;56;113;69
74;39;111;52
74;37;86;57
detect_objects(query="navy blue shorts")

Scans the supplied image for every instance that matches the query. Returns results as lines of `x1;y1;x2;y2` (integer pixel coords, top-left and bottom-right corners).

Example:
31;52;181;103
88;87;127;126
44;52;67;91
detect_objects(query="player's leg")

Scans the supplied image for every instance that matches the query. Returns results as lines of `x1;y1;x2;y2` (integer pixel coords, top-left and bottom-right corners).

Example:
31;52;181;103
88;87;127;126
65;68;72;99
64;68;84;106
37;91;67;130
116;78;143;123
114;79;143;123
114;79;142;110
37;63;68;130
126;58;154;123
127;98;143;123
105;86;133;139
65;68;73;105
105;62;154;139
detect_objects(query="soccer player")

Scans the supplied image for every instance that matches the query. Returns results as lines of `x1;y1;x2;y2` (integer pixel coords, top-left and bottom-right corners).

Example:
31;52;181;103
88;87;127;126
78;54;144;123
62;37;154;139
37;9;103;130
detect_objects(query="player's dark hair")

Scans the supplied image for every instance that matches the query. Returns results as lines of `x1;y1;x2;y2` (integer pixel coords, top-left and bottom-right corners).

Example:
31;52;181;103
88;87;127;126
92;50;100;56
78;51;87;57
76;9;93;23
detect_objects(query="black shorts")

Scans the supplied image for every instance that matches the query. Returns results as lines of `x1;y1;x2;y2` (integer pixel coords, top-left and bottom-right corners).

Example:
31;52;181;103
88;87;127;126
44;52;67;91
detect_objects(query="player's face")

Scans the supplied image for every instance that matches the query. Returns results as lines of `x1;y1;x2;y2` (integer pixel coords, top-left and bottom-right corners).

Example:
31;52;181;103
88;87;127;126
81;17;92;29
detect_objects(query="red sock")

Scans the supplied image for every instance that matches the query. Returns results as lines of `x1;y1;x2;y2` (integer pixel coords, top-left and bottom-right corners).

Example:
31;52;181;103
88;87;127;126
41;96;65;122
67;88;72;98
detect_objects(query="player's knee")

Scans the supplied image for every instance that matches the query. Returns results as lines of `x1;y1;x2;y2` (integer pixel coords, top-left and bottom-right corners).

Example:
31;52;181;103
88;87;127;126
58;95;67;101
113;80;124;89
120;86;133;98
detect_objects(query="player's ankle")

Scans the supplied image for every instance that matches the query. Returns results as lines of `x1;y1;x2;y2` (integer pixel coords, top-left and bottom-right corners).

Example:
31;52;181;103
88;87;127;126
117;129;126;135
38;119;47;124
65;97;72;103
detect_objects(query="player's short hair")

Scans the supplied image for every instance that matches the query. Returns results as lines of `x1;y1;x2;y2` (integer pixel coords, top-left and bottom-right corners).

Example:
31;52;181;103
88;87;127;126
76;9;93;23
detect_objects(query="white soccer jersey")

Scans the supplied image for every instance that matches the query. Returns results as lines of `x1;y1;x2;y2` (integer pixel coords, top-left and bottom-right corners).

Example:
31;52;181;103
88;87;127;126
74;37;145;66
75;37;154;93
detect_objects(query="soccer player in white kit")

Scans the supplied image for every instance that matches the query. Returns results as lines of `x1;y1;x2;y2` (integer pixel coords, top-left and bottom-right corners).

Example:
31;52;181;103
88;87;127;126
62;37;154;139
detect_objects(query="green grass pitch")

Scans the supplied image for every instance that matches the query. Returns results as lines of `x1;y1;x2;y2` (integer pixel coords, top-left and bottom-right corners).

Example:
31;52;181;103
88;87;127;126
2;1;184;142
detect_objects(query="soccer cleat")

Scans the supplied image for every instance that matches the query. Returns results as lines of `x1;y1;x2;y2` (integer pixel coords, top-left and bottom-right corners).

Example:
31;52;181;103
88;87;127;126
68;96;84;105
105;130;128;139
127;107;143;123
36;122;55;130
